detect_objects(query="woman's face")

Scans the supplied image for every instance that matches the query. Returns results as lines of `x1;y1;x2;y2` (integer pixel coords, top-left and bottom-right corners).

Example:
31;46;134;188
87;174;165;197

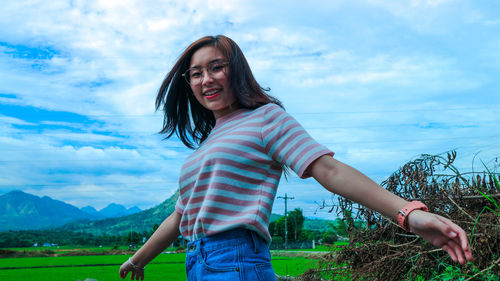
188;46;238;119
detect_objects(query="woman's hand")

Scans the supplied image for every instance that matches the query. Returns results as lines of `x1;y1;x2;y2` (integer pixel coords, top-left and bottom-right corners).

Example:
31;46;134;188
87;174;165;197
117;212;182;280
119;259;145;280
407;210;474;264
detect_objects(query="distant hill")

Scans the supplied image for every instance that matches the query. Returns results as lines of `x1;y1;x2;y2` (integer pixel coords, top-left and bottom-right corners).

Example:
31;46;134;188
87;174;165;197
58;191;179;236
81;203;142;219
303;218;336;232
128;206;142;214
270;213;282;223
80;206;102;218
0;190;98;231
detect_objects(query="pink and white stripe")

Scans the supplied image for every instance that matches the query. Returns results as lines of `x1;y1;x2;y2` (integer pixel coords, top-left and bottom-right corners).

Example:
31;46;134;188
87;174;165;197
175;103;334;243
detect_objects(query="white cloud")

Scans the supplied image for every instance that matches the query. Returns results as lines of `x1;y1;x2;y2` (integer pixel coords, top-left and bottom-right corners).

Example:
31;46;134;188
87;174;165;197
1;0;499;216
410;0;454;7
365;0;484;34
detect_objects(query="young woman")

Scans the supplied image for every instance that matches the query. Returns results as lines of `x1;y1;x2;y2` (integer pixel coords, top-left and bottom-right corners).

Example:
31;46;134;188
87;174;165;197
119;35;473;281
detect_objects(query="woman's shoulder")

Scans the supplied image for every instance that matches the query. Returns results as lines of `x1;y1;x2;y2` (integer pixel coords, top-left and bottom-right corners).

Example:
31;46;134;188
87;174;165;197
253;102;284;114
248;103;289;128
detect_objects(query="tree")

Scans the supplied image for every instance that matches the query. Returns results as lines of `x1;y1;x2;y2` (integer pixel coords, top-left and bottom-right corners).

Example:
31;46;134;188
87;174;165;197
269;208;305;241
288;208;305;240
330;219;348;237
298;229;322;241
269;220;277;237
321;230;338;244
322;210;366;244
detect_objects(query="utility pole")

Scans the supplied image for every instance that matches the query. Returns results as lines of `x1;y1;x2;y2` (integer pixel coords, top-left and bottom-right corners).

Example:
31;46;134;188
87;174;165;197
277;193;294;249
129;224;136;249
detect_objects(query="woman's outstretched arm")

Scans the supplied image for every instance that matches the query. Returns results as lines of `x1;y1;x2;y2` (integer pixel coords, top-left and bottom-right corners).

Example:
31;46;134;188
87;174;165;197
309;155;474;264
119;211;182;280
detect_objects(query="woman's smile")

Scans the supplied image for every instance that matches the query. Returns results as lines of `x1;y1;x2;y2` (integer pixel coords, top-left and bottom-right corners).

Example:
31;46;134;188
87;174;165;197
202;88;222;99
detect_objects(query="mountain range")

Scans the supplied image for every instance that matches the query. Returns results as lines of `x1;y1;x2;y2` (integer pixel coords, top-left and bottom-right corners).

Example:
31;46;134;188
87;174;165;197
1;190;335;236
0;190;141;231
81;203;141;219
58;190;178;236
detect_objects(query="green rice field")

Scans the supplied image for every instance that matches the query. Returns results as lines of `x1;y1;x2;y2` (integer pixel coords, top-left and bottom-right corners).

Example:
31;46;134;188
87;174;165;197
0;252;317;281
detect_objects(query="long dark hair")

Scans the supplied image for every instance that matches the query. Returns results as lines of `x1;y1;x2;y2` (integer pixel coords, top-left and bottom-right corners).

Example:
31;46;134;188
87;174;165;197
155;35;283;149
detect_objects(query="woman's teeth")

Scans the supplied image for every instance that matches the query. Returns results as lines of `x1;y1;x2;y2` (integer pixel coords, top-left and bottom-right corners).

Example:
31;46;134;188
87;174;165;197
203;90;219;96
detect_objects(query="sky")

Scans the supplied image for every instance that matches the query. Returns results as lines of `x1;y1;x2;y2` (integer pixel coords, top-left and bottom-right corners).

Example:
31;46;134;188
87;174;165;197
1;0;499;219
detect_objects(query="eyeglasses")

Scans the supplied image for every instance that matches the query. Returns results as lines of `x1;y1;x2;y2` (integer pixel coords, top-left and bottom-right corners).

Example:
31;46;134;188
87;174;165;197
182;61;229;86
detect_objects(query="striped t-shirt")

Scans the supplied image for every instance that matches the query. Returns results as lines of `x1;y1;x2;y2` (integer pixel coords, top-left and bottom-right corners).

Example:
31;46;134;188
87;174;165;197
175;103;334;243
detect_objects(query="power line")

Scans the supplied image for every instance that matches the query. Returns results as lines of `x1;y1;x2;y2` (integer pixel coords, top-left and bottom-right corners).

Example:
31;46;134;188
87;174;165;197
0;157;171;163
321;134;500;145
1;136;499;162
5;120;499;135
290;106;500;115
1;141;498;156
0;181;179;188
2;105;497;119
0;145;189;152
2;160;496;189
306;122;499;130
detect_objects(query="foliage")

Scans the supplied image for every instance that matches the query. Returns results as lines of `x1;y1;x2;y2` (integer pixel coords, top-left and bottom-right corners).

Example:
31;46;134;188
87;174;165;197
269;208;360;245
0;221;181;248
320;231;338;245
270;208;306;241
303;218;337;232
304;151;500;281
297;229;321;242
0;230;122;248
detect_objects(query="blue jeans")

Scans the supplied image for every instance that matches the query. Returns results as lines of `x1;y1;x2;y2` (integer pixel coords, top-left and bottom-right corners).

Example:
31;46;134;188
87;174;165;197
185;228;277;281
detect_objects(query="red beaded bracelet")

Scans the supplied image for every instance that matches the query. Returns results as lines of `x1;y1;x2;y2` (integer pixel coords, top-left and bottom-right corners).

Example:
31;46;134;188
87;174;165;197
397;201;429;232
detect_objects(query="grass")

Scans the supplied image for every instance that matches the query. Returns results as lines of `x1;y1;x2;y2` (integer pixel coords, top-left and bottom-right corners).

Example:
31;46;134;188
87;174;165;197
0;251;316;281
408;260;500;281
4;245;127;251
469;162;500;247
0;253;187;281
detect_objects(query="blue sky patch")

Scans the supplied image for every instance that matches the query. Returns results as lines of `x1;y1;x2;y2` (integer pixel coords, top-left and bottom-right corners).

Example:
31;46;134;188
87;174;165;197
0;41;61;60
0;103;91;124
0;93;17;99
73;78;114;89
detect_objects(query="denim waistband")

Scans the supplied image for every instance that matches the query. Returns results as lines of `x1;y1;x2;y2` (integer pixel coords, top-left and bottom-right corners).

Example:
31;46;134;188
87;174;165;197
187;228;261;252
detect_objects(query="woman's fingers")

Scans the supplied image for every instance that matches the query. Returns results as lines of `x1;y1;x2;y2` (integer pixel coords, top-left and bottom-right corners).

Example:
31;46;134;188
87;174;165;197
434;215;473;264
443;239;467;264
439;217;473;263
130;270;144;281
119;260;146;280
442;244;457;263
450;239;466;264
119;265;129;279
412;212;474;264
457;229;473;262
